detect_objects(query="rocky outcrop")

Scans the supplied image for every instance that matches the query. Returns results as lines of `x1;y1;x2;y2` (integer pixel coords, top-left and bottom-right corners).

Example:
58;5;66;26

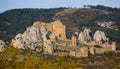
40;26;48;41
12;25;54;54
43;40;54;54
78;29;109;46
0;40;6;52
93;30;108;43
97;21;118;30
12;26;42;51
78;29;91;43
40;26;54;54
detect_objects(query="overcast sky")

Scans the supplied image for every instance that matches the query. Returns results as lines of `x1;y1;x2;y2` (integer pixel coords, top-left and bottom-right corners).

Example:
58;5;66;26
0;0;120;13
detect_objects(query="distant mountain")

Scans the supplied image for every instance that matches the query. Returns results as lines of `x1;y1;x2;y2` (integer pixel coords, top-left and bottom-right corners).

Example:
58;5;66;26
0;5;120;43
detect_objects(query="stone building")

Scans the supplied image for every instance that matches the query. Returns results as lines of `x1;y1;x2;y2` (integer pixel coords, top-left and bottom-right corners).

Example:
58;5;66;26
89;42;116;55
71;35;77;46
80;47;88;57
12;19;117;57
49;33;56;42
111;42;116;51
69;47;88;57
89;47;95;55
33;20;66;41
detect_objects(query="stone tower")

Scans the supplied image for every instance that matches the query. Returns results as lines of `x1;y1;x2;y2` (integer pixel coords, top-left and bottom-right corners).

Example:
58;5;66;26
89;47;95;55
71;35;77;46
103;42;109;48
52;20;66;40
80;47;88;57
33;20;66;41
111;42;116;51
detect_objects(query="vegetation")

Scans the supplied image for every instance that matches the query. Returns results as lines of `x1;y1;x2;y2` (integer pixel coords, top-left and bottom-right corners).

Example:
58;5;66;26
0;8;65;41
0;5;120;43
1;5;120;69
0;47;83;69
87;5;120;12
1;47;120;69
38;44;43;52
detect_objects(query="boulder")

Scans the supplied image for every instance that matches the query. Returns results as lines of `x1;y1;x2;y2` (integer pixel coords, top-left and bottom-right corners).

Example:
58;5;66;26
93;30;108;43
0;40;6;52
78;29;91;43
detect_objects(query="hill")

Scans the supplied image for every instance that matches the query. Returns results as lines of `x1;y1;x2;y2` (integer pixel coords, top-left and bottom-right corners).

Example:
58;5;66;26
0;5;120;44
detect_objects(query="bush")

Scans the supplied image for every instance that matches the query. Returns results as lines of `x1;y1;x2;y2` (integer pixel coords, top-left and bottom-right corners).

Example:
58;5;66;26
0;47;82;69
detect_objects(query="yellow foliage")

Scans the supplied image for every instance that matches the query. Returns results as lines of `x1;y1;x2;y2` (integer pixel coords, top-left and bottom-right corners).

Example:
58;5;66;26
0;47;81;69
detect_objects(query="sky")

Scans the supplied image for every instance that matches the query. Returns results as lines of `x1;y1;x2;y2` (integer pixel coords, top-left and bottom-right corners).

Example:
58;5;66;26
0;0;120;13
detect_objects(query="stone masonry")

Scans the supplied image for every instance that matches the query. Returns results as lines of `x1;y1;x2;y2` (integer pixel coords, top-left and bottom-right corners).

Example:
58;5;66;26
33;20;66;41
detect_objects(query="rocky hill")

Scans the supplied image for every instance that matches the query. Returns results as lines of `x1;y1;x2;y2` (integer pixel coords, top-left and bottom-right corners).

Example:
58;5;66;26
0;5;120;43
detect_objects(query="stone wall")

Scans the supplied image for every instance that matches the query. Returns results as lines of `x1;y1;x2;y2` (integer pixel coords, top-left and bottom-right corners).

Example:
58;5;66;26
89;41;116;55
111;42;116;51
69;47;88;57
52;20;66;40
33;20;66;41
89;47;95;55
95;47;112;54
80;47;88;57
71;35;77;46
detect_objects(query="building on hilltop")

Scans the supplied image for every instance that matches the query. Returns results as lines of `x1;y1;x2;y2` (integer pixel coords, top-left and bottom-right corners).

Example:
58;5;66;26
12;19;117;57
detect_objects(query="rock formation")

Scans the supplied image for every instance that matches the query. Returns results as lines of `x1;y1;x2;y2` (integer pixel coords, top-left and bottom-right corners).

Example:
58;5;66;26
40;26;48;41
97;21;118;30
93;30;108;43
12;26;42;51
11;20;116;57
12;23;54;54
40;26;54;54
43;40;54;54
78;29;110;47
78;29;91;43
0;40;6;52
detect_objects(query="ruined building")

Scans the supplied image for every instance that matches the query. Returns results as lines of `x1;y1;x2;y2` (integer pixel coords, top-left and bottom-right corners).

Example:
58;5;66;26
12;19;117;57
70;47;88;57
77;29;117;56
33;20;66;41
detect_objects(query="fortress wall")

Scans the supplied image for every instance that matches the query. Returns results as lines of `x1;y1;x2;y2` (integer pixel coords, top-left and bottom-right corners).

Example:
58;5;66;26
33;20;66;41
95;47;112;54
52;20;66;40
111;42;116;51
45;23;53;32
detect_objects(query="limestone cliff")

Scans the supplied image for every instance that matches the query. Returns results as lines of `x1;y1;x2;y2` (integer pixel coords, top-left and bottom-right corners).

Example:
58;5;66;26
40;26;54;54
12;25;54;54
12;26;42;50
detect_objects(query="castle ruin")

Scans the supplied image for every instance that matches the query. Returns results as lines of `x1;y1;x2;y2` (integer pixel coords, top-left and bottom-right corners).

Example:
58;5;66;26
12;20;117;57
33;20;116;57
33;20;66;41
